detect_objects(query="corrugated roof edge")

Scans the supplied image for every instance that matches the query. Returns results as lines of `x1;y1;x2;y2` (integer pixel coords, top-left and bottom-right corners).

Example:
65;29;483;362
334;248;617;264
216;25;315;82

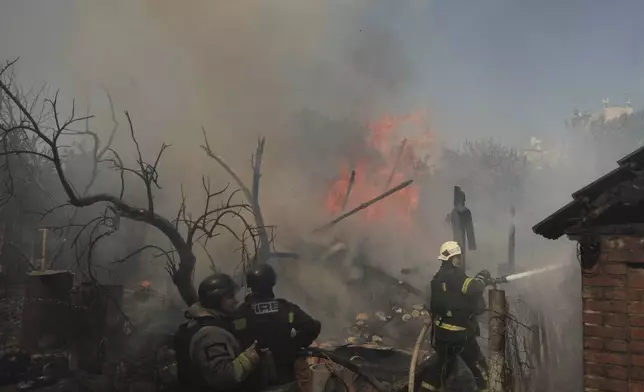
533;145;644;240
617;144;644;166
532;199;582;240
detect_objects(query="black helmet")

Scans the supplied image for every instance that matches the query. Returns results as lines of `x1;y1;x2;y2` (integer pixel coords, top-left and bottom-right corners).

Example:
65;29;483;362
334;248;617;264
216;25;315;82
246;263;277;292
198;273;239;309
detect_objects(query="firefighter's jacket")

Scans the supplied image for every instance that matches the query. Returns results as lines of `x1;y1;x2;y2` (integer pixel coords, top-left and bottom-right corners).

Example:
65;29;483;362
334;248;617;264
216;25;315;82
232;292;322;387
174;302;260;391
429;262;486;342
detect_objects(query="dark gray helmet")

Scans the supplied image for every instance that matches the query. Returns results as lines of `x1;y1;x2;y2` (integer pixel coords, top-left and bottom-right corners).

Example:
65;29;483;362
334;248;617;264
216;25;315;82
198;273;239;309
246;263;277;291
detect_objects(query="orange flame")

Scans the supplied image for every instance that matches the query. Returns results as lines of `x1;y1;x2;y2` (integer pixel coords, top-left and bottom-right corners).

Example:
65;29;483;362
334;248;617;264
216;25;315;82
325;110;434;229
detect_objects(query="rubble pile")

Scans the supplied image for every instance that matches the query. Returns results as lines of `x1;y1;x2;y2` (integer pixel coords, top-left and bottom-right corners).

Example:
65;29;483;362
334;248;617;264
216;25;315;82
346;304;430;350
0;281;184;392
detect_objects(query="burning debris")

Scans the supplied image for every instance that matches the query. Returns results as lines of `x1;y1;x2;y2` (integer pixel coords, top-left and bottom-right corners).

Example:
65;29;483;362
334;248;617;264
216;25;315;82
325;111;437;228
0;50;575;392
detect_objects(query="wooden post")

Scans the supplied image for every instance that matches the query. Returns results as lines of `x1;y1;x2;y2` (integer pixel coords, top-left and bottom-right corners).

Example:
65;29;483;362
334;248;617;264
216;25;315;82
537;310;550;392
38;228;47;270
508;207;515;271
488;288;507;392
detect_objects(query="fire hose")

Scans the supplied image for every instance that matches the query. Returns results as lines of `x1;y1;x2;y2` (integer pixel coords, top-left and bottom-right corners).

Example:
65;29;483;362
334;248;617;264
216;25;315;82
300;264;567;392
404;263;566;392
408;320;431;392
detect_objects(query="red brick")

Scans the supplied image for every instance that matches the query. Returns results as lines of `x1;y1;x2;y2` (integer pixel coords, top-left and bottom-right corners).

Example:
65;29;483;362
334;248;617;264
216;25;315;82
630;302;644;314
631;341;644;354
604;237;628;249
607;314;629;327
585;338;604;350
623;237;644;250
629;289;644;301
606;250;644;263
586;325;628;339
606;250;635;262
633;355;644;367
584;286;604;299
631;381;644;392
631;316;644;327
607;366;629;380
585;362;628;380
630;271;644;288
584;374;628;392
605;288;627;300
632;367;644;382
605;340;628;352
584;312;604;325
604;263;628;275
584;274;626;287
603;237;622;250
584;350;629;366
586;299;627;313
631;328;644;340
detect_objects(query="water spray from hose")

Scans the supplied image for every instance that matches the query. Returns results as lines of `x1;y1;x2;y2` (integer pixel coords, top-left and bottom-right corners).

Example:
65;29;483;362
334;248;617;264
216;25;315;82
494;263;567;284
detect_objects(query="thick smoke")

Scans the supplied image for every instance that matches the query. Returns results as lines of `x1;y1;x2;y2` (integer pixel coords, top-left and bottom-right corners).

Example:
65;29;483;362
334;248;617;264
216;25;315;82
5;1;636;389
63;0;422;274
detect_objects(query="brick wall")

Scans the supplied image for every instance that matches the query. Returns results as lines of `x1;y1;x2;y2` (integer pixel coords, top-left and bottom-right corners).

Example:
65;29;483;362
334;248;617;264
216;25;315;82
583;236;644;392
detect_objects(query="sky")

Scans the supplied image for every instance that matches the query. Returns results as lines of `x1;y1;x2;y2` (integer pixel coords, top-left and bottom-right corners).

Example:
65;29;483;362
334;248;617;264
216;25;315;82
1;0;643;148
377;0;644;145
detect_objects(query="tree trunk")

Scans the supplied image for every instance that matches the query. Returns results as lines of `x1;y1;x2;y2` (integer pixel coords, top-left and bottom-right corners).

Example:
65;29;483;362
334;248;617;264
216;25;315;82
174;246;198;305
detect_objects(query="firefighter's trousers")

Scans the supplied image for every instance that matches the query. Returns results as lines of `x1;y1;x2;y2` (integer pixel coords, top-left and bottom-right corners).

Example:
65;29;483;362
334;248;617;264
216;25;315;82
419;337;489;391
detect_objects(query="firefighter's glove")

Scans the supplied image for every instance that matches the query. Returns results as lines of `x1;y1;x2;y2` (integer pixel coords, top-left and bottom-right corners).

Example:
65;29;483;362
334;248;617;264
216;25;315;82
240;341;261;366
475;270;492;286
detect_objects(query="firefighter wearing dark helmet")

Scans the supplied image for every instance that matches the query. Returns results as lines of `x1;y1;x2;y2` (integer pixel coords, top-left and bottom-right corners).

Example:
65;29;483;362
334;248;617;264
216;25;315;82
420;241;492;392
233;263;321;391
174;273;261;391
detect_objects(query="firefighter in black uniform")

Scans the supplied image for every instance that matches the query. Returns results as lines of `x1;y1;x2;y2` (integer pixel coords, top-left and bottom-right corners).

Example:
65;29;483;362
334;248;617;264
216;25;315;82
174;273;261;391
420;241;492;392
233;263;322;392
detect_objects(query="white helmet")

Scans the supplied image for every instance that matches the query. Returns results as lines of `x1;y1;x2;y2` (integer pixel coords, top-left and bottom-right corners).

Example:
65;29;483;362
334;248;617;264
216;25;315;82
438;241;462;261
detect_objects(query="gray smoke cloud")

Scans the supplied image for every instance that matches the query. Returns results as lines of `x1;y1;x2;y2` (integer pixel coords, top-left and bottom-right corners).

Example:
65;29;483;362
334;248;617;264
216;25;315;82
6;1;641;388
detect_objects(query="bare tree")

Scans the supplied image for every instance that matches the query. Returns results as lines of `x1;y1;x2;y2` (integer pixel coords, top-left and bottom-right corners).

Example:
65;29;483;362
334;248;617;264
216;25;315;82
201;134;272;264
0;59;262;305
440;139;531;202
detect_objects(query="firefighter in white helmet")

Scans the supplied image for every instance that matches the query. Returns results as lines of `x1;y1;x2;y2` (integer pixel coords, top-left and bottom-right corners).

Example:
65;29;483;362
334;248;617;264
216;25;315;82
418;241;492;392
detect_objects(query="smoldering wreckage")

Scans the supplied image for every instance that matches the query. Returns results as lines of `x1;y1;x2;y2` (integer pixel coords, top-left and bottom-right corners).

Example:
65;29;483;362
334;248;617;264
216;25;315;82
0;183;564;392
0;67;569;392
